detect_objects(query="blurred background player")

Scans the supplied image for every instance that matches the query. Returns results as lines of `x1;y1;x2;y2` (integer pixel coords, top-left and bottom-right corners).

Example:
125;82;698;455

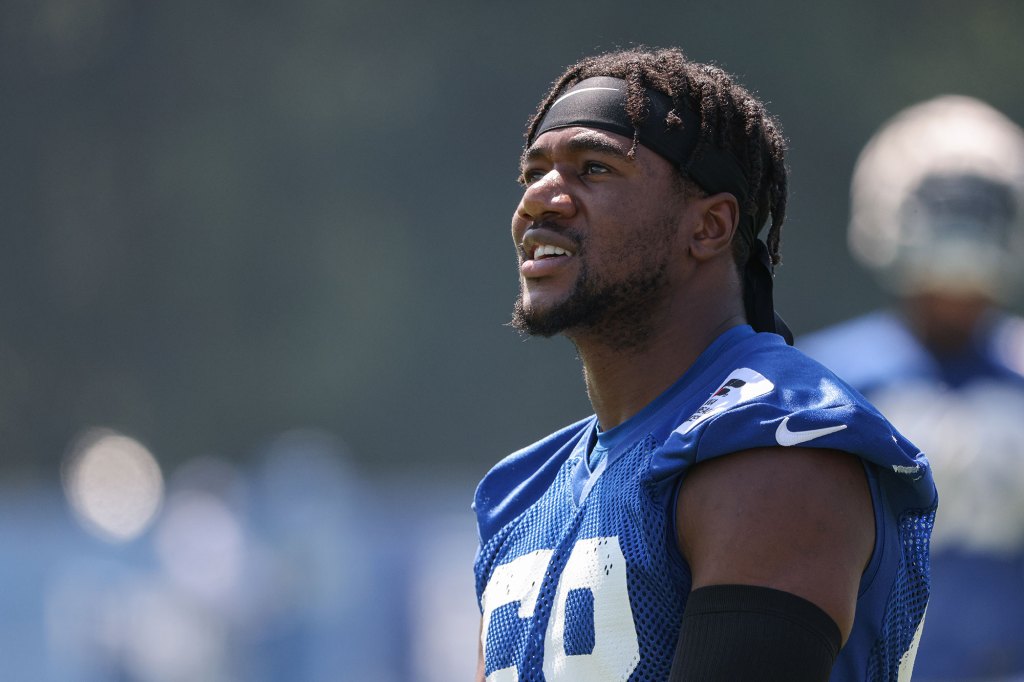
800;95;1024;681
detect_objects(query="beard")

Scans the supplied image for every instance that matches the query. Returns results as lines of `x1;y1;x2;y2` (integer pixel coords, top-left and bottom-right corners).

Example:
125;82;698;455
510;240;673;352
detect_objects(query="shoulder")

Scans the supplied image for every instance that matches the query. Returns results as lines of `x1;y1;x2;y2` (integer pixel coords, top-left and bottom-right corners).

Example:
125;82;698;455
798;309;908;358
651;332;935;507
663;333;896;459
473;416;594;545
797;310;934;391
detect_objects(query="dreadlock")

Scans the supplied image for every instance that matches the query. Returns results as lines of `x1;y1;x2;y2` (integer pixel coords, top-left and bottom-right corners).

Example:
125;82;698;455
524;47;788;268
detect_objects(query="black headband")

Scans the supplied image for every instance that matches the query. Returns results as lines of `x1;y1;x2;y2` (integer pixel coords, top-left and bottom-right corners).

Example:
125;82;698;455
536;76;752;226
533;76;792;343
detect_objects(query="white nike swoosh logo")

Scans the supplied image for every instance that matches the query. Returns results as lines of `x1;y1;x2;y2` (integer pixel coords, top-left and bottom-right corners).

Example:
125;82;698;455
775;416;848;447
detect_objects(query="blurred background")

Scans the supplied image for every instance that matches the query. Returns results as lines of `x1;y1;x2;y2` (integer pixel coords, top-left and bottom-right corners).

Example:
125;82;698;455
2;0;1023;679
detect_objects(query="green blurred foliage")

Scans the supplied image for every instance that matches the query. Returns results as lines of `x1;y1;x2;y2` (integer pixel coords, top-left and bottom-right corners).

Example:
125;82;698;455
2;0;1022;476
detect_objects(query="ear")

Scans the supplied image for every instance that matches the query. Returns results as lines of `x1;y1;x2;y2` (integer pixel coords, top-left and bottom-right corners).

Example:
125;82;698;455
689;192;740;262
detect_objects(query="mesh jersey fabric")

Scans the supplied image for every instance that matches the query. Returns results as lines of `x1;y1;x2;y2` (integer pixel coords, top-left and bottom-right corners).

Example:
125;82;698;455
474;325;937;682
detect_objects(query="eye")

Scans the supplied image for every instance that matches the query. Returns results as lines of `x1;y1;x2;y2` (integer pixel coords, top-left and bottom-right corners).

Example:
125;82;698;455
518;168;547;186
582;161;610;176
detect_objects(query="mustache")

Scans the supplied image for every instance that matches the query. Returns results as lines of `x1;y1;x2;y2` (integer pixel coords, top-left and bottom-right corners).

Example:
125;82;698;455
528;219;573;234
518;221;584;251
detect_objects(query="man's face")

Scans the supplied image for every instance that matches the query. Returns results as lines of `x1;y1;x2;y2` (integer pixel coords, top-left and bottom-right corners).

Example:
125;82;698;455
510;126;690;346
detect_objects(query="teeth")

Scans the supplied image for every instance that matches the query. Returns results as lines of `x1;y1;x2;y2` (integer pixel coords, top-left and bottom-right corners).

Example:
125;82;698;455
532;244;573;259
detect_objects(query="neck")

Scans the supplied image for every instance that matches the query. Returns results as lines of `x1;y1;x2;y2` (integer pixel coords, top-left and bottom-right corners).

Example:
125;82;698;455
901;292;992;358
570;292;745;431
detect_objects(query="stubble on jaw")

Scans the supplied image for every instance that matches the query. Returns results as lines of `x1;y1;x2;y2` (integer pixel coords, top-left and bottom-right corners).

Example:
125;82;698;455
510;221;676;353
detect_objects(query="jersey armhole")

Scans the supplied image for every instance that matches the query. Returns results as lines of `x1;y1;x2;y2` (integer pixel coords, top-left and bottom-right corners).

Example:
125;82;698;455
857;458;886;596
666;469;693;581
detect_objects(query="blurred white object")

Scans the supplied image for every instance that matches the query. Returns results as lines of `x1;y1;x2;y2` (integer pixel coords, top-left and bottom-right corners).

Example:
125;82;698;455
849;95;1024;300
62;428;164;543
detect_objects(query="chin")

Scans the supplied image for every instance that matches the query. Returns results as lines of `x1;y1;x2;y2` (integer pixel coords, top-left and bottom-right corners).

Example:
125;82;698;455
520;284;568;315
511;296;569;337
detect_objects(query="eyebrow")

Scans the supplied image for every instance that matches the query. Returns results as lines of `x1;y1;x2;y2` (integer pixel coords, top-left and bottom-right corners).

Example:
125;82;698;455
521;130;634;167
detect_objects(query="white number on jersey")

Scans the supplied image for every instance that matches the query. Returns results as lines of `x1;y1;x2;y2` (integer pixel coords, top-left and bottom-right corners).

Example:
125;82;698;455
480;536;640;681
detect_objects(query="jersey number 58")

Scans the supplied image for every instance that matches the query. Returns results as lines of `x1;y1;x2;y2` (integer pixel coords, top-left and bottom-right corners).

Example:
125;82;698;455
480;536;640;681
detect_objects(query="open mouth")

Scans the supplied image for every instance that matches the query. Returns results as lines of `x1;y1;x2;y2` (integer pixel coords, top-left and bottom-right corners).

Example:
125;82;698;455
531;244;575;260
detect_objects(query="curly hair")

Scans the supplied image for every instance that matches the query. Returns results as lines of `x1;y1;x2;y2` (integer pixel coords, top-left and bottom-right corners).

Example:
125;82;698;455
525;47;788;268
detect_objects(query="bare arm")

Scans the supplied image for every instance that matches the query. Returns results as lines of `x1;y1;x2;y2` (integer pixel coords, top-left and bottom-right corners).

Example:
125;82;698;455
476;617;486;682
676;446;874;643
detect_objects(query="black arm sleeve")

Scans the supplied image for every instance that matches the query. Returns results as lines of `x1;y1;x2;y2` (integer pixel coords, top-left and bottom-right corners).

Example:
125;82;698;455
669;584;842;682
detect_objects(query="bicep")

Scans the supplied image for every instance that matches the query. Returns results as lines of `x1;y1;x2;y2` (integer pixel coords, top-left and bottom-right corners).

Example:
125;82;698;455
675;446;874;642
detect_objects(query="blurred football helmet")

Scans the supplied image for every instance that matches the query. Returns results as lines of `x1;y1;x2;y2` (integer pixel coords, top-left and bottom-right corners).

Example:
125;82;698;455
849;95;1024;300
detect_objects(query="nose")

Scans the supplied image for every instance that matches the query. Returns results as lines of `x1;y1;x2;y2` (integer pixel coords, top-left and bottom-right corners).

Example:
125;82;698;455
516;170;577;222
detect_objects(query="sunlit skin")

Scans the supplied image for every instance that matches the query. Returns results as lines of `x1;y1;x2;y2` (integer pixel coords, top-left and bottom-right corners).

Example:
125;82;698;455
478;126;874;680
511;127;746;428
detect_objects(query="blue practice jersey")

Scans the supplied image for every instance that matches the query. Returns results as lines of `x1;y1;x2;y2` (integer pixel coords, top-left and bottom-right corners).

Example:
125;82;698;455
802;310;1024;680
474;325;937;682
799;309;1024;394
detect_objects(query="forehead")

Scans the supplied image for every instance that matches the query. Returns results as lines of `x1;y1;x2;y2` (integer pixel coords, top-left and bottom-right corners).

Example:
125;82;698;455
522;127;635;162
521;127;677;183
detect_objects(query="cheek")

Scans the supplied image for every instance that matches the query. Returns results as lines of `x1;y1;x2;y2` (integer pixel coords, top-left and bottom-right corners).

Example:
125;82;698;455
593;215;678;273
511;212;528;245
